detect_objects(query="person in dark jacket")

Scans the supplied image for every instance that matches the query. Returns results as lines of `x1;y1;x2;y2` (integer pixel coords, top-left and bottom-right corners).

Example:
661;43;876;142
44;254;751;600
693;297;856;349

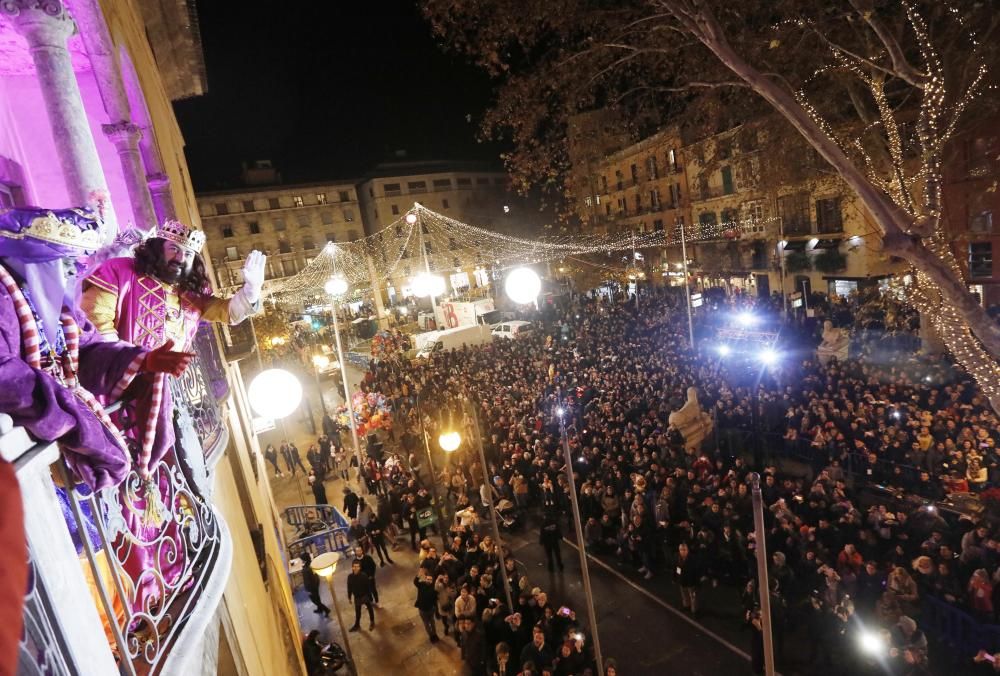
300;552;330;617
353;545;380;605
414;566;440;642
344;487;360;520
347;560;376;631
675;542;701;615
459;617;486;674
302;630;325;676
520;625;556;673
310;475;329;505
540;514;565;573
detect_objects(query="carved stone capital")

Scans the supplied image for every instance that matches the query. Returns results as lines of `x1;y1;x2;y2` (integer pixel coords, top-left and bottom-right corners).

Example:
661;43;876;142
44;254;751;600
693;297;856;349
1;0;74;45
101;120;142;147
146;172;171;192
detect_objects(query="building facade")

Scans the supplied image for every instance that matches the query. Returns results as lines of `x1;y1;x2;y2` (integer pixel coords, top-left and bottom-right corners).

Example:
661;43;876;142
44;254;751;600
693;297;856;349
196;171;361;294
943;125;1000;307
0;2;303;674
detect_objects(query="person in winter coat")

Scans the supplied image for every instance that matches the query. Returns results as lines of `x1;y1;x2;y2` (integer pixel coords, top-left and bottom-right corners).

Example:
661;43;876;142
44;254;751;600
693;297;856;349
539;514;565;572
347;560;376;631
675;542;701;615
414;567;440;642
434;571;457;636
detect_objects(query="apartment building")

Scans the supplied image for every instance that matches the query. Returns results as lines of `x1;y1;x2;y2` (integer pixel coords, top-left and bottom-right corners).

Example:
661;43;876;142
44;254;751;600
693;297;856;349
357;159;532;304
943;125;1000;306
197;167;361;293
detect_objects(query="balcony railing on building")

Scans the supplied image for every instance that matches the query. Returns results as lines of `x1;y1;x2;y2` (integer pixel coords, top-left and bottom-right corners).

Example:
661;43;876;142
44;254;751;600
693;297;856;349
12;323;231;676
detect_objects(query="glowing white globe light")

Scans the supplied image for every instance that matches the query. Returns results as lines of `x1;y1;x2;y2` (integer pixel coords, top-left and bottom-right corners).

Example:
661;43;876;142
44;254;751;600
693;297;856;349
505;267;541;305
405;213;418;225
248;369;302;419
438;431;461;452
324;276;349;296
759;348;778;365
717;344;731;356
411;273;445;298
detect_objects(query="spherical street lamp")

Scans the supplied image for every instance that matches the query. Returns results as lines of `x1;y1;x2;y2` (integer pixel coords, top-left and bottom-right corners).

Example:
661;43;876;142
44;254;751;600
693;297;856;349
248;368;302;419
411;273;445;298
505;267;541;305
405;212;418;225
438;430;462;453
325;276;349;297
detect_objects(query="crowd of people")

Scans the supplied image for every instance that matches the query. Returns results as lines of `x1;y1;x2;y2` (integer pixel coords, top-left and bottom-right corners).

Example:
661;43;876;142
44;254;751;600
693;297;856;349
336;284;1000;675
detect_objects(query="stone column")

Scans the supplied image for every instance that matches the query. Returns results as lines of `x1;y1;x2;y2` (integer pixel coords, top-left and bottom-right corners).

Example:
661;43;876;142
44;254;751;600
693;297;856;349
4;1;116;230
146;172;176;223
102;121;157;229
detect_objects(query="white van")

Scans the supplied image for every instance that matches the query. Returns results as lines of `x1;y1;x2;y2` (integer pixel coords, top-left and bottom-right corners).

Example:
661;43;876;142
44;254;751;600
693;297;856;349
415;324;493;358
491;320;534;340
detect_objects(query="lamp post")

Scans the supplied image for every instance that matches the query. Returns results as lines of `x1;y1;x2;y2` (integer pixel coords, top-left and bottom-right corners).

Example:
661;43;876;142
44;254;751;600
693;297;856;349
325;272;365;494
556;404;604;676
416;390;452;550
750;474;775;676
310;552;357;676
311;354;330;417
448;399;515;611
678;217;695;347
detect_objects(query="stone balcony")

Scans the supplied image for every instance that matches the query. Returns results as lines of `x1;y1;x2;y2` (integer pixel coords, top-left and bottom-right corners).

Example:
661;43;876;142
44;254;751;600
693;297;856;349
8;323;233;676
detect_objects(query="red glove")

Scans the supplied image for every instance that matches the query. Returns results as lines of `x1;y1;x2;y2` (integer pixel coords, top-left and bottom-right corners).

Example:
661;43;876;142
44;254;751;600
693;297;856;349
141;338;195;377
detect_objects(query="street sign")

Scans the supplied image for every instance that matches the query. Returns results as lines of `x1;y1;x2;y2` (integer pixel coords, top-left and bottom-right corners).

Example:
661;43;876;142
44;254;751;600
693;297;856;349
690;293;703;308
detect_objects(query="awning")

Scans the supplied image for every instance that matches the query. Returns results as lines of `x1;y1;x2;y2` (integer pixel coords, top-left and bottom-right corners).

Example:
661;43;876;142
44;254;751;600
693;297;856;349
812;238;842;250
782;240;807;252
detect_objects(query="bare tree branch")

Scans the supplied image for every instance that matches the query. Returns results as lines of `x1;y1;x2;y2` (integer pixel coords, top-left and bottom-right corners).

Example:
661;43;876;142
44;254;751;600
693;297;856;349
847;0;929;87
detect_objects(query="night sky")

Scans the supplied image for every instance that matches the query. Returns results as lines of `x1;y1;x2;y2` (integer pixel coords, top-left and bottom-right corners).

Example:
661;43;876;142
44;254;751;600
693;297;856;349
174;0;500;190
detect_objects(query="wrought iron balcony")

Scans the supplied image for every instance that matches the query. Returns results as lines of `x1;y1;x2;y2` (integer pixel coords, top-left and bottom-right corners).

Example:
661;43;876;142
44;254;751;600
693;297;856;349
10;324;234;676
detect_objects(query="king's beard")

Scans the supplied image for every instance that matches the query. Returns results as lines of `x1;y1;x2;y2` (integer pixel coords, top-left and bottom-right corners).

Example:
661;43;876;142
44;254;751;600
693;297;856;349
154;259;188;285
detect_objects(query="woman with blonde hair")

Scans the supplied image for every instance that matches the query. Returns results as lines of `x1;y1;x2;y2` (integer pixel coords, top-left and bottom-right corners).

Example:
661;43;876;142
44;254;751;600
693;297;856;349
888;566;920;616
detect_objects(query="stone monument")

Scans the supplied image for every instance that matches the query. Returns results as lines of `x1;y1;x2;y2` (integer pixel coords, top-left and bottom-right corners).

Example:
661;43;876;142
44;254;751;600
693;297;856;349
668;387;713;451
817;320;850;364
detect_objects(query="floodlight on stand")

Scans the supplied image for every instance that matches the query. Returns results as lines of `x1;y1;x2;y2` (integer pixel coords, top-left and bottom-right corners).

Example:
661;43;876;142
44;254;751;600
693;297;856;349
759;348;778;365
248;368;303;419
737;311;756;327
325;276;349;297
505;267;541;305
438;430;461;453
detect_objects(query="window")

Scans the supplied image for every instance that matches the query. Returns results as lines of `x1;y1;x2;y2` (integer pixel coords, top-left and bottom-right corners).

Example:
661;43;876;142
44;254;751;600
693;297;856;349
653;219;664;231
649;189;660;211
297;214;310;227
343;208;354;222
278;239;291;254
668;183;682;207
225;246;238;260
493;177;505;186
388;204;399;216
326;232;336;243
600;175;608;193
970;242;993;278
742;202;766;233
634;194;642;212
302;236;315;250
816;197;843;233
316;193;327;204
274;218;286;231
777;192;811;236
407;181;427;193
249;222;261;235
442;199;450;209
630;164;639;184
615;170;624;191
321;211;334;225
222;226;234;238
720;208;737;224
647;156;659;180
215;202;229;215
699;212;718;225
970;211;993;233
432;178;452;189
339;190;350;202
457;177;472;188
668;148;679;172
348;229;359;241
384;183;401;196
268;197;280;210
721;166;734;195
292;195;304;207
617;197;626;215
475;177;489;185
242;200;255;212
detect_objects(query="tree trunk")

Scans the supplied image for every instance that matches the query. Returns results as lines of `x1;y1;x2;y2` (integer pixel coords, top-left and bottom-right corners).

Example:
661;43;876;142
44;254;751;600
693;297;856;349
683;7;1000;363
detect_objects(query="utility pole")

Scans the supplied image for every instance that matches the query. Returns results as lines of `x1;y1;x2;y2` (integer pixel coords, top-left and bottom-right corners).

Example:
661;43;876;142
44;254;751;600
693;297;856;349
679;217;695;347
750;473;776;676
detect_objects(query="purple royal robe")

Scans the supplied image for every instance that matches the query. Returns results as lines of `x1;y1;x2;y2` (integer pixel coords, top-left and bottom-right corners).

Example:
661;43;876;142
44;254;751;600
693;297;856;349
0;282;144;489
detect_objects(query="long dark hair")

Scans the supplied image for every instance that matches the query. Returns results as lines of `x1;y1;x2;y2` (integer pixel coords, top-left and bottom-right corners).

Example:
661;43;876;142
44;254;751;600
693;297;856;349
134;237;211;295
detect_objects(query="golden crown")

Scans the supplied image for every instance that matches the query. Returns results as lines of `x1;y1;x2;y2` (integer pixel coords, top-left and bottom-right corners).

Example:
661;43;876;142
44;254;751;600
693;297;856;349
157;220;206;254
0;209;105;253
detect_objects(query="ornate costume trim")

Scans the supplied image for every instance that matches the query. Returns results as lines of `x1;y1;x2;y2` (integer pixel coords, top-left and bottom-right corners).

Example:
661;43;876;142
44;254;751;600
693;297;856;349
0;209;104;252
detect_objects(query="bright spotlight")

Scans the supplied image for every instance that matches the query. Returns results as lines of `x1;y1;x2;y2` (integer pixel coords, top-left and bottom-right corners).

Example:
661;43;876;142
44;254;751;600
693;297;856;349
759;348;777;365
858;630;885;656
892;411;901;420
556;406;565;417
737;312;755;327
324;276;349;296
717;344;731;357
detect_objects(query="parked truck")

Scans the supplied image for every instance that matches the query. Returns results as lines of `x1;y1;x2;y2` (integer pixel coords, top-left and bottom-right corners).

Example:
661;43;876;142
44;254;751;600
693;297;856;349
414;323;493;359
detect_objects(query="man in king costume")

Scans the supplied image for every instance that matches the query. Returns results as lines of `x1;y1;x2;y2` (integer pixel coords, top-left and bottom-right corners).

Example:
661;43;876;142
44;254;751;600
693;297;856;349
80;219;265;614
